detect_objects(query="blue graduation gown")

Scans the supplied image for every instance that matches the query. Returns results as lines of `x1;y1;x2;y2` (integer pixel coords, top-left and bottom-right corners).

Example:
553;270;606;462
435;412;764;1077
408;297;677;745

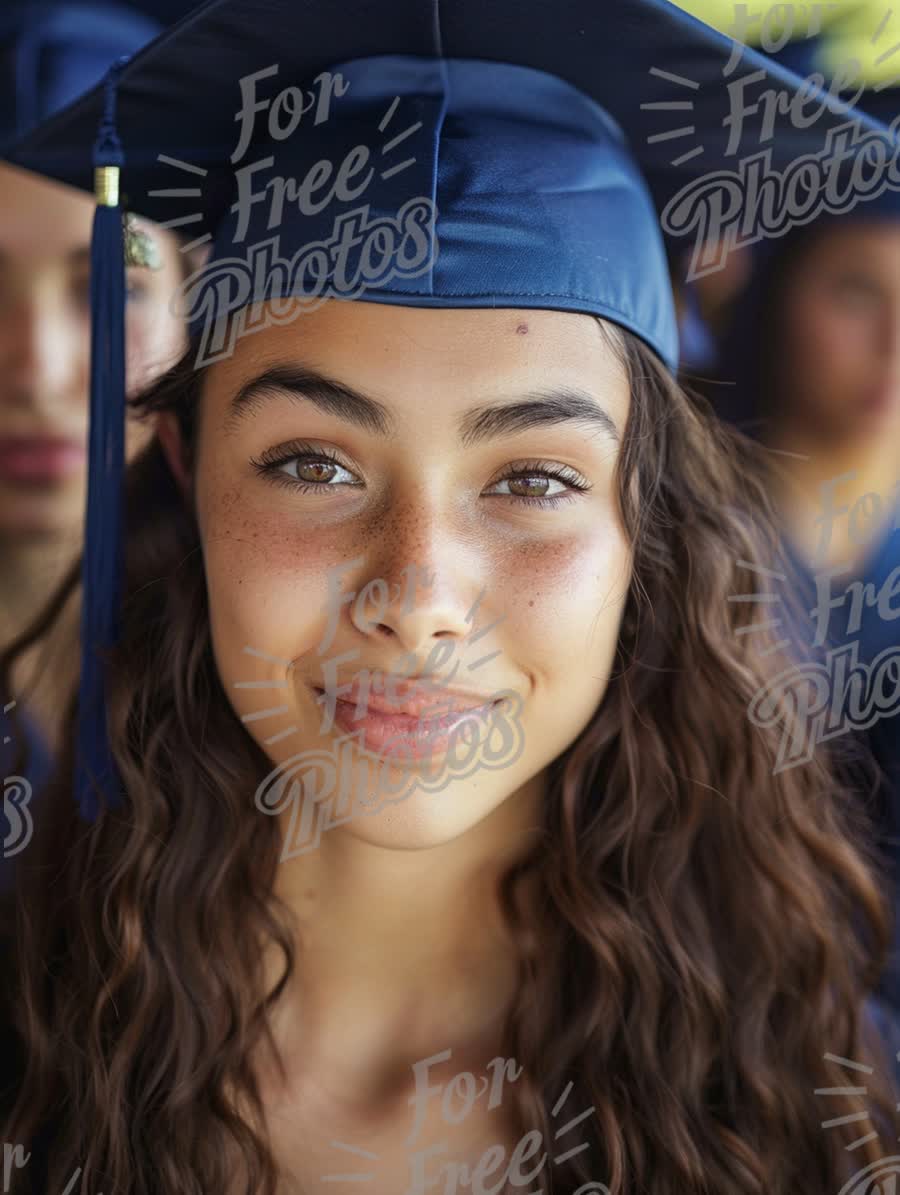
780;511;900;1018
0;702;52;896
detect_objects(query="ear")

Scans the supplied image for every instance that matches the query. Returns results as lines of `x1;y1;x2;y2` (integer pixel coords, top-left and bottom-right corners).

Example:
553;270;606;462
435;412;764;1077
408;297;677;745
156;411;192;501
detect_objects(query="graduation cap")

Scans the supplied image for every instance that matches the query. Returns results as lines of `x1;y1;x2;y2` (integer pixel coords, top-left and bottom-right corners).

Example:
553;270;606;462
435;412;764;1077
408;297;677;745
0;1;161;149
764;10;900;218
4;0;895;822
710;7;900;433
117;0;204;21
668;5;900;369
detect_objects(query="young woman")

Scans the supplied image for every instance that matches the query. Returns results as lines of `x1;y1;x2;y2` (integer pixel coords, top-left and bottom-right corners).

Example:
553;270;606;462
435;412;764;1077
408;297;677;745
0;1;191;892
714;207;900;573
711;98;900;1020
0;167;191;822
2;2;899;1192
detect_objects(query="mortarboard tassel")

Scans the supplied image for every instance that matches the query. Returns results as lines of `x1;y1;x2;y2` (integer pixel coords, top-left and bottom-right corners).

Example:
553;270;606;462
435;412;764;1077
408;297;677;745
75;58;129;824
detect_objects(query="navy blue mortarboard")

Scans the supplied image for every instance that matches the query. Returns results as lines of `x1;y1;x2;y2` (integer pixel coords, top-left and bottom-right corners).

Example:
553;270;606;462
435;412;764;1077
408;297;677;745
4;0;897;821
118;0;203;21
0;1;161;149
846;85;900;218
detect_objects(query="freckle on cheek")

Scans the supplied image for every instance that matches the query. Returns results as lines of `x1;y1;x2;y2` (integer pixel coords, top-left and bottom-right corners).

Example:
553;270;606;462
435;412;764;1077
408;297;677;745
512;536;627;609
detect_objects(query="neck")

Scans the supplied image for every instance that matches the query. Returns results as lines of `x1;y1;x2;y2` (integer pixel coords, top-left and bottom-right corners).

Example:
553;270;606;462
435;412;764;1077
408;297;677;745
0;531;81;744
0;532;78;642
261;771;547;1105
767;415;900;572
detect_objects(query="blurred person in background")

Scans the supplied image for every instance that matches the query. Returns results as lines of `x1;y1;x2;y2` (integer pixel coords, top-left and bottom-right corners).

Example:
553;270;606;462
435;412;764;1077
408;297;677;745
669;0;861;370
705;10;900;1020
0;2;195;894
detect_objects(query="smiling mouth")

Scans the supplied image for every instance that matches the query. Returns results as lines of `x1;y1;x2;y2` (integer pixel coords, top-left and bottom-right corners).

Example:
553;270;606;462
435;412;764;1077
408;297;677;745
311;685;502;760
0;436;86;483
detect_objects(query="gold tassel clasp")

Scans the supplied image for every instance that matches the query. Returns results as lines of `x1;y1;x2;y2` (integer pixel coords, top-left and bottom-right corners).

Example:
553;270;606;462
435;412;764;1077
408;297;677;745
94;165;164;272
94;164;120;207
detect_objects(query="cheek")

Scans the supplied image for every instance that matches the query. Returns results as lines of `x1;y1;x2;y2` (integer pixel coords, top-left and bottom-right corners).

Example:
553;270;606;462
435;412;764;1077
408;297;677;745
198;484;362;701
787;298;870;381
498;522;632;693
489;521;631;770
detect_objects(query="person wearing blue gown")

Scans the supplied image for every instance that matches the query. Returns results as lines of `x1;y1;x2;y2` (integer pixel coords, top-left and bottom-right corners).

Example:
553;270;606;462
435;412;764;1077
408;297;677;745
5;2;900;1190
778;487;900;1015
707;29;900;1028
0;2;200;899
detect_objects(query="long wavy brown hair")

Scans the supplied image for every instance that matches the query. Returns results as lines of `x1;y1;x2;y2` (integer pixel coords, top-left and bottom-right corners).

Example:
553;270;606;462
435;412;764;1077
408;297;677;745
1;318;897;1194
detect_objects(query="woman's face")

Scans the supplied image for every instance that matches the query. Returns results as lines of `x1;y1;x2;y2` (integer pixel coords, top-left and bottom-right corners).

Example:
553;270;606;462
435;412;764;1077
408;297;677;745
184;301;633;851
775;221;900;443
0;163;188;540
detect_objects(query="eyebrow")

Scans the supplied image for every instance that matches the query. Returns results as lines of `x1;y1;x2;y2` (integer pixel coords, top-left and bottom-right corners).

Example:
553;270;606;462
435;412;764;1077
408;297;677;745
0;246;92;268
226;365;620;445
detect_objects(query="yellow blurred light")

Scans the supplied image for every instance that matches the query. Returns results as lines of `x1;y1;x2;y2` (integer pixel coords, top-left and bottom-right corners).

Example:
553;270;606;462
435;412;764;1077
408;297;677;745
669;0;872;47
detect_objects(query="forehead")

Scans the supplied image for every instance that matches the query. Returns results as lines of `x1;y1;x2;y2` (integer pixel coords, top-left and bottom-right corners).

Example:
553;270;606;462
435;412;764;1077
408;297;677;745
0;161;95;258
203;300;630;421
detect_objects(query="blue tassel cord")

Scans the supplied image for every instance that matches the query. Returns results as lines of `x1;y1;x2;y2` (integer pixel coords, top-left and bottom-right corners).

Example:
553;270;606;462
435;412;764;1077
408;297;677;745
75;59;130;824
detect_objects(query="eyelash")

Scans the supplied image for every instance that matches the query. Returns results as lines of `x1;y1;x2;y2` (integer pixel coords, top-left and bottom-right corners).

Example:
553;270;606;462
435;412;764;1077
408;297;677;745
249;441;591;508
487;458;591;507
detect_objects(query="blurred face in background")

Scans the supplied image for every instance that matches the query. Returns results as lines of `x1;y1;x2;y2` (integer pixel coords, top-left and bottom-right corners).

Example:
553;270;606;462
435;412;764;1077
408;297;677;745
773;220;900;445
0;162;188;542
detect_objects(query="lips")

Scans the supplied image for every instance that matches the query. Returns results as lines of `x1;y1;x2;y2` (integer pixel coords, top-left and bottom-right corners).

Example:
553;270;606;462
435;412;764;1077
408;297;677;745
328;676;496;719
0;436;86;482
311;677;503;760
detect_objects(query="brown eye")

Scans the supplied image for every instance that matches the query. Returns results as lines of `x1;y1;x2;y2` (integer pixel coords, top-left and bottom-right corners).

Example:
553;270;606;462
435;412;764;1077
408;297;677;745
254;448;361;490
295;460;338;483
484;462;588;504
506;476;551;497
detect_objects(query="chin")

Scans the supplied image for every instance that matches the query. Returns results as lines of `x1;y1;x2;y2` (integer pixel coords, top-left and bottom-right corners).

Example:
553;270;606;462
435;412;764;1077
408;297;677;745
0;506;83;541
266;751;531;858
0;479;86;539
261;697;538;858
334;778;513;851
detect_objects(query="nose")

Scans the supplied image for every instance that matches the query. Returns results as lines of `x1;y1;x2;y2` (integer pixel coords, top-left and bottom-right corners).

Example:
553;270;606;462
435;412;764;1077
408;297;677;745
341;505;494;665
0;294;84;413
354;560;475;659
